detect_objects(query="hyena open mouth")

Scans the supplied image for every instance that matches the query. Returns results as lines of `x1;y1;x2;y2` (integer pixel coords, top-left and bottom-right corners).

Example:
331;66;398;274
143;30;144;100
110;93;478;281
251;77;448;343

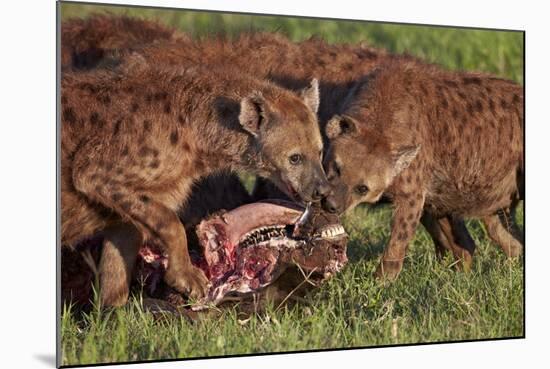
138;200;348;310
62;200;348;310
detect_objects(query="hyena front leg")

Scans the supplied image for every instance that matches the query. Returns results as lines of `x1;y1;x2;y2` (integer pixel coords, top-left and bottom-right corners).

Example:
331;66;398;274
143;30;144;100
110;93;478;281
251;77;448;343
375;191;425;280
85;186;208;300
73;141;208;302
99;222;142;307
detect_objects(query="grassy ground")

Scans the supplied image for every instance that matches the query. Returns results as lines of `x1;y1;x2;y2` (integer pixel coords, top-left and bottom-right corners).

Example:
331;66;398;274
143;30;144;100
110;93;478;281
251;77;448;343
61;205;524;365
59;4;524;366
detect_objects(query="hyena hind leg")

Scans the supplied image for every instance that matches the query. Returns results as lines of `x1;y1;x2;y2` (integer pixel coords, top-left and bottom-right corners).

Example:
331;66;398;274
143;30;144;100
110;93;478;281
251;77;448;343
438;216;476;271
421;214;476;270
420;213;454;260
504;199;524;245
482;213;523;258
99;222;142;307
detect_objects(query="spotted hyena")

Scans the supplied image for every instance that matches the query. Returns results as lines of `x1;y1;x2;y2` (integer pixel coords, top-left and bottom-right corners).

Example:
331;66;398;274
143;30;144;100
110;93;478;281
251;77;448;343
321;58;523;279
60;15;253;306
61;56;329;306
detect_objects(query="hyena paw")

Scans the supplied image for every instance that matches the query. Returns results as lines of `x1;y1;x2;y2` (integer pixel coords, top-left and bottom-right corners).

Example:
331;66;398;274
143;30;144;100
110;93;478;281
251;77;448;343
502;243;523;259
165;265;209;300
374;260;403;281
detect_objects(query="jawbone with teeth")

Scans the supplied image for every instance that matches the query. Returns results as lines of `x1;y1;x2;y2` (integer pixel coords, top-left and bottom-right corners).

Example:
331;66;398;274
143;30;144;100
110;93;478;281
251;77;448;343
189;200;348;309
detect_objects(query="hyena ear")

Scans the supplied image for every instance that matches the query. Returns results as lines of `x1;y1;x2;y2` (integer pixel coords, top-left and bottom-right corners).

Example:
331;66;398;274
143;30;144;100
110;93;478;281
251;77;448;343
391;145;421;177
300;78;320;114
239;92;267;136
325;115;357;139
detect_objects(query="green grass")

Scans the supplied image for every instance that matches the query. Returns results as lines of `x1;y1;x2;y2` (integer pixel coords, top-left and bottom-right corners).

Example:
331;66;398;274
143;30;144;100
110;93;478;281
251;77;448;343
59;4;524;366
61;204;524;366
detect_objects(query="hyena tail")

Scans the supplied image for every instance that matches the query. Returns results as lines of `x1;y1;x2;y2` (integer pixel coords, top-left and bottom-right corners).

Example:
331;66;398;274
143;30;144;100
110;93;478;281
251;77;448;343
61;189;112;247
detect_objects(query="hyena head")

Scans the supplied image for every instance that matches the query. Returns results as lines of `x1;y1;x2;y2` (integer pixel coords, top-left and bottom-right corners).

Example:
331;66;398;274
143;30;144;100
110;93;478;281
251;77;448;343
321;114;420;215
320;64;421;215
238;79;330;203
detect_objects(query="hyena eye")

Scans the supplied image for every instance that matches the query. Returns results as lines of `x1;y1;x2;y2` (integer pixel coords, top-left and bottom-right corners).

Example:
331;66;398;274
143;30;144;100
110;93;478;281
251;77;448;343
355;184;369;195
289;153;303;165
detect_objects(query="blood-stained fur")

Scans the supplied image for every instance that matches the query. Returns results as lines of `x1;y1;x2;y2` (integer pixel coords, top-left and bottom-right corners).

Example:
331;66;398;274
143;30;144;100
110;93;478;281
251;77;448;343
61;57;329;306
322;58;523;279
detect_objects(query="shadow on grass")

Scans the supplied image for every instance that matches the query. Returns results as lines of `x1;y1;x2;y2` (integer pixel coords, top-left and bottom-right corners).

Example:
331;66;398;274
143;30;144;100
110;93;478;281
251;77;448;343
347;237;386;263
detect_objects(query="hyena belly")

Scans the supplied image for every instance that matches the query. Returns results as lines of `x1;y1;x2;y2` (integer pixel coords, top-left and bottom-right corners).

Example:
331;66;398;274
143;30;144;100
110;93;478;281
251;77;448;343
426;162;521;218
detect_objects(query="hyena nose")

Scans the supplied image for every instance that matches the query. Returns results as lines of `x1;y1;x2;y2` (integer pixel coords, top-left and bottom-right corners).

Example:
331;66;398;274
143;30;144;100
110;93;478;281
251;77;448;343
321;196;339;214
313;181;332;200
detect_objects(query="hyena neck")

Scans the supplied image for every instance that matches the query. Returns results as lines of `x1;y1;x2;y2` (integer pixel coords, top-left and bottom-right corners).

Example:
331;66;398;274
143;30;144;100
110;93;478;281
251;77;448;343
189;99;261;174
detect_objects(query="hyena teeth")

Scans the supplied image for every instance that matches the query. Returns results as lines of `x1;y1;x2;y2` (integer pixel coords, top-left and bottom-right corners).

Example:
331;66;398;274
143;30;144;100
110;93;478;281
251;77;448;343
318;225;346;239
330;225;344;235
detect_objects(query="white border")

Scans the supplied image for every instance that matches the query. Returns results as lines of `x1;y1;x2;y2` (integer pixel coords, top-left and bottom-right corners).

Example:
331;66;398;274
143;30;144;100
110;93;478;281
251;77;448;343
1;1;548;368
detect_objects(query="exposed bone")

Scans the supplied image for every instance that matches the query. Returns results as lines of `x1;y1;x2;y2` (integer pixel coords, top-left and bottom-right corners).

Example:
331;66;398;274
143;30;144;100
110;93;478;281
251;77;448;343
292;202;313;237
